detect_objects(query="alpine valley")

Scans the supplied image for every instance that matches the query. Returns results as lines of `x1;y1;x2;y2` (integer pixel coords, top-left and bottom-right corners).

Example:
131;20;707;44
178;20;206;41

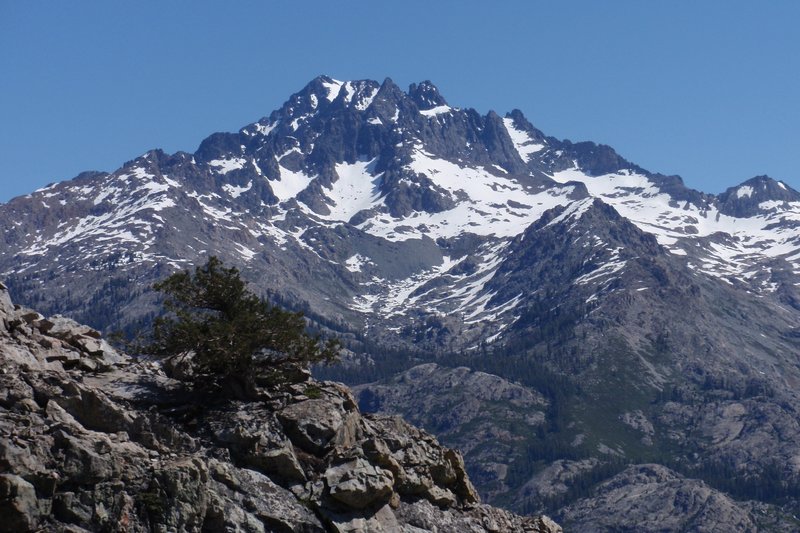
4;76;800;531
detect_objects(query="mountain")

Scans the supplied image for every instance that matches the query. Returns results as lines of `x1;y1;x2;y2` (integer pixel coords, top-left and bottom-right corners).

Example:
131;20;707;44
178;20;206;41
0;283;561;532
4;76;800;335
2;76;800;529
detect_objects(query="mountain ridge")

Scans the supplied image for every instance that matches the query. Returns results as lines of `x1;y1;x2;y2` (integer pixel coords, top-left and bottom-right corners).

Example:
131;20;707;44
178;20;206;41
11;76;791;207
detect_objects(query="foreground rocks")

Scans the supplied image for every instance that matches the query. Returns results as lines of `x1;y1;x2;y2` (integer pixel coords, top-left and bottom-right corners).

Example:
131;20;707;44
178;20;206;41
0;283;560;533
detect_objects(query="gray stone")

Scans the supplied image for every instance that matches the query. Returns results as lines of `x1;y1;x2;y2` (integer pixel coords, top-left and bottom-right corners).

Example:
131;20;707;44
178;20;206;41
0;282;13;325
325;458;394;509
0;474;40;532
46;315;96;340
278;398;346;453
327;503;401;533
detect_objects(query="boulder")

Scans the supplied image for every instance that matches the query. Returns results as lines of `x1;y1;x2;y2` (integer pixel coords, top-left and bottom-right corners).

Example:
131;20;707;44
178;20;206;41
0;474;40;532
210;408;307;483
45;315;100;340
163;351;196;381
325;458;395;509
53;387;136;434
206;461;325;532
326;503;401;533
278;398;346;454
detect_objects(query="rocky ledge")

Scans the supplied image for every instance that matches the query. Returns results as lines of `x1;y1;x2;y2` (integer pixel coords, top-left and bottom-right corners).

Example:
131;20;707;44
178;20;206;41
0;282;560;533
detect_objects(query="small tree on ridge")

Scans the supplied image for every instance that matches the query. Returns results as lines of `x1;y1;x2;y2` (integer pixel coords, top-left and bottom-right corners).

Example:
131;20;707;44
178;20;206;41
147;256;338;393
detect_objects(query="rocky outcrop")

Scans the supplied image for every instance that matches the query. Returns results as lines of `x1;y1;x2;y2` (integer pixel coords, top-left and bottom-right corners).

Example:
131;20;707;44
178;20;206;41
516;459;601;511
0;283;560;533
556;464;797;533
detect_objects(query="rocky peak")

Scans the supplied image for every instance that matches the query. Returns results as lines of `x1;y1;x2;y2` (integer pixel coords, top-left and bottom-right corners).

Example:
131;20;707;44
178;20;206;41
408;80;448;110
71;170;111;187
519;198;659;261
367;78;407;115
505;108;549;146
647;173;714;206
285;74;342;114
269;76;385;124
481;198;666;335
524;198;646;240
717;175;800;217
559;140;642;177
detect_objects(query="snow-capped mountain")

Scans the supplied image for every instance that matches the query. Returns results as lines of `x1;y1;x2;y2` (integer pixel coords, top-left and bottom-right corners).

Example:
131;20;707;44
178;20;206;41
4;76;800;524
3;76;799;342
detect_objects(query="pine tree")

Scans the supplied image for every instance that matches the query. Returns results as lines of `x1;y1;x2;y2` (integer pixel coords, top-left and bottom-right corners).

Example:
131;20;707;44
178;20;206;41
146;256;338;393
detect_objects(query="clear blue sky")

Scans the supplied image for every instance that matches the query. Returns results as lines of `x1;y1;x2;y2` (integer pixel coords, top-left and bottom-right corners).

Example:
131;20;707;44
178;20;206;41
2;1;798;202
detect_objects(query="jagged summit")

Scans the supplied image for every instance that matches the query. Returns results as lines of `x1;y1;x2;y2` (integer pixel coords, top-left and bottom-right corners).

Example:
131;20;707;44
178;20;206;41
717;174;800;217
408;80;448;110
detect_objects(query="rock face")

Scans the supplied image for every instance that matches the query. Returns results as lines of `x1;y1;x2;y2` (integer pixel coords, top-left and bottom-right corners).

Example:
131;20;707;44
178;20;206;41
0;284;560;533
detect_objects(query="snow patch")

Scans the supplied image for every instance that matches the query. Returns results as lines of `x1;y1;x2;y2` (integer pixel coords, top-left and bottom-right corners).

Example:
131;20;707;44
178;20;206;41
197;200;233;222
254;122;277;136
502;118;544;161
271;166;315;203
419;105;451;117
320;159;383;222
223;182;252;198
342;82;355;103
321;78;343;101
234;242;258;261
354;147;576;242
354;87;378;111
209;158;246;174
163;175;181;188
546;198;595;229
345;254;371;273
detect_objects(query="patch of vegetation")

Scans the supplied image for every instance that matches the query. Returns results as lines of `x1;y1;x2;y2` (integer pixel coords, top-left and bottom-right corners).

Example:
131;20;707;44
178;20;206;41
303;384;323;399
